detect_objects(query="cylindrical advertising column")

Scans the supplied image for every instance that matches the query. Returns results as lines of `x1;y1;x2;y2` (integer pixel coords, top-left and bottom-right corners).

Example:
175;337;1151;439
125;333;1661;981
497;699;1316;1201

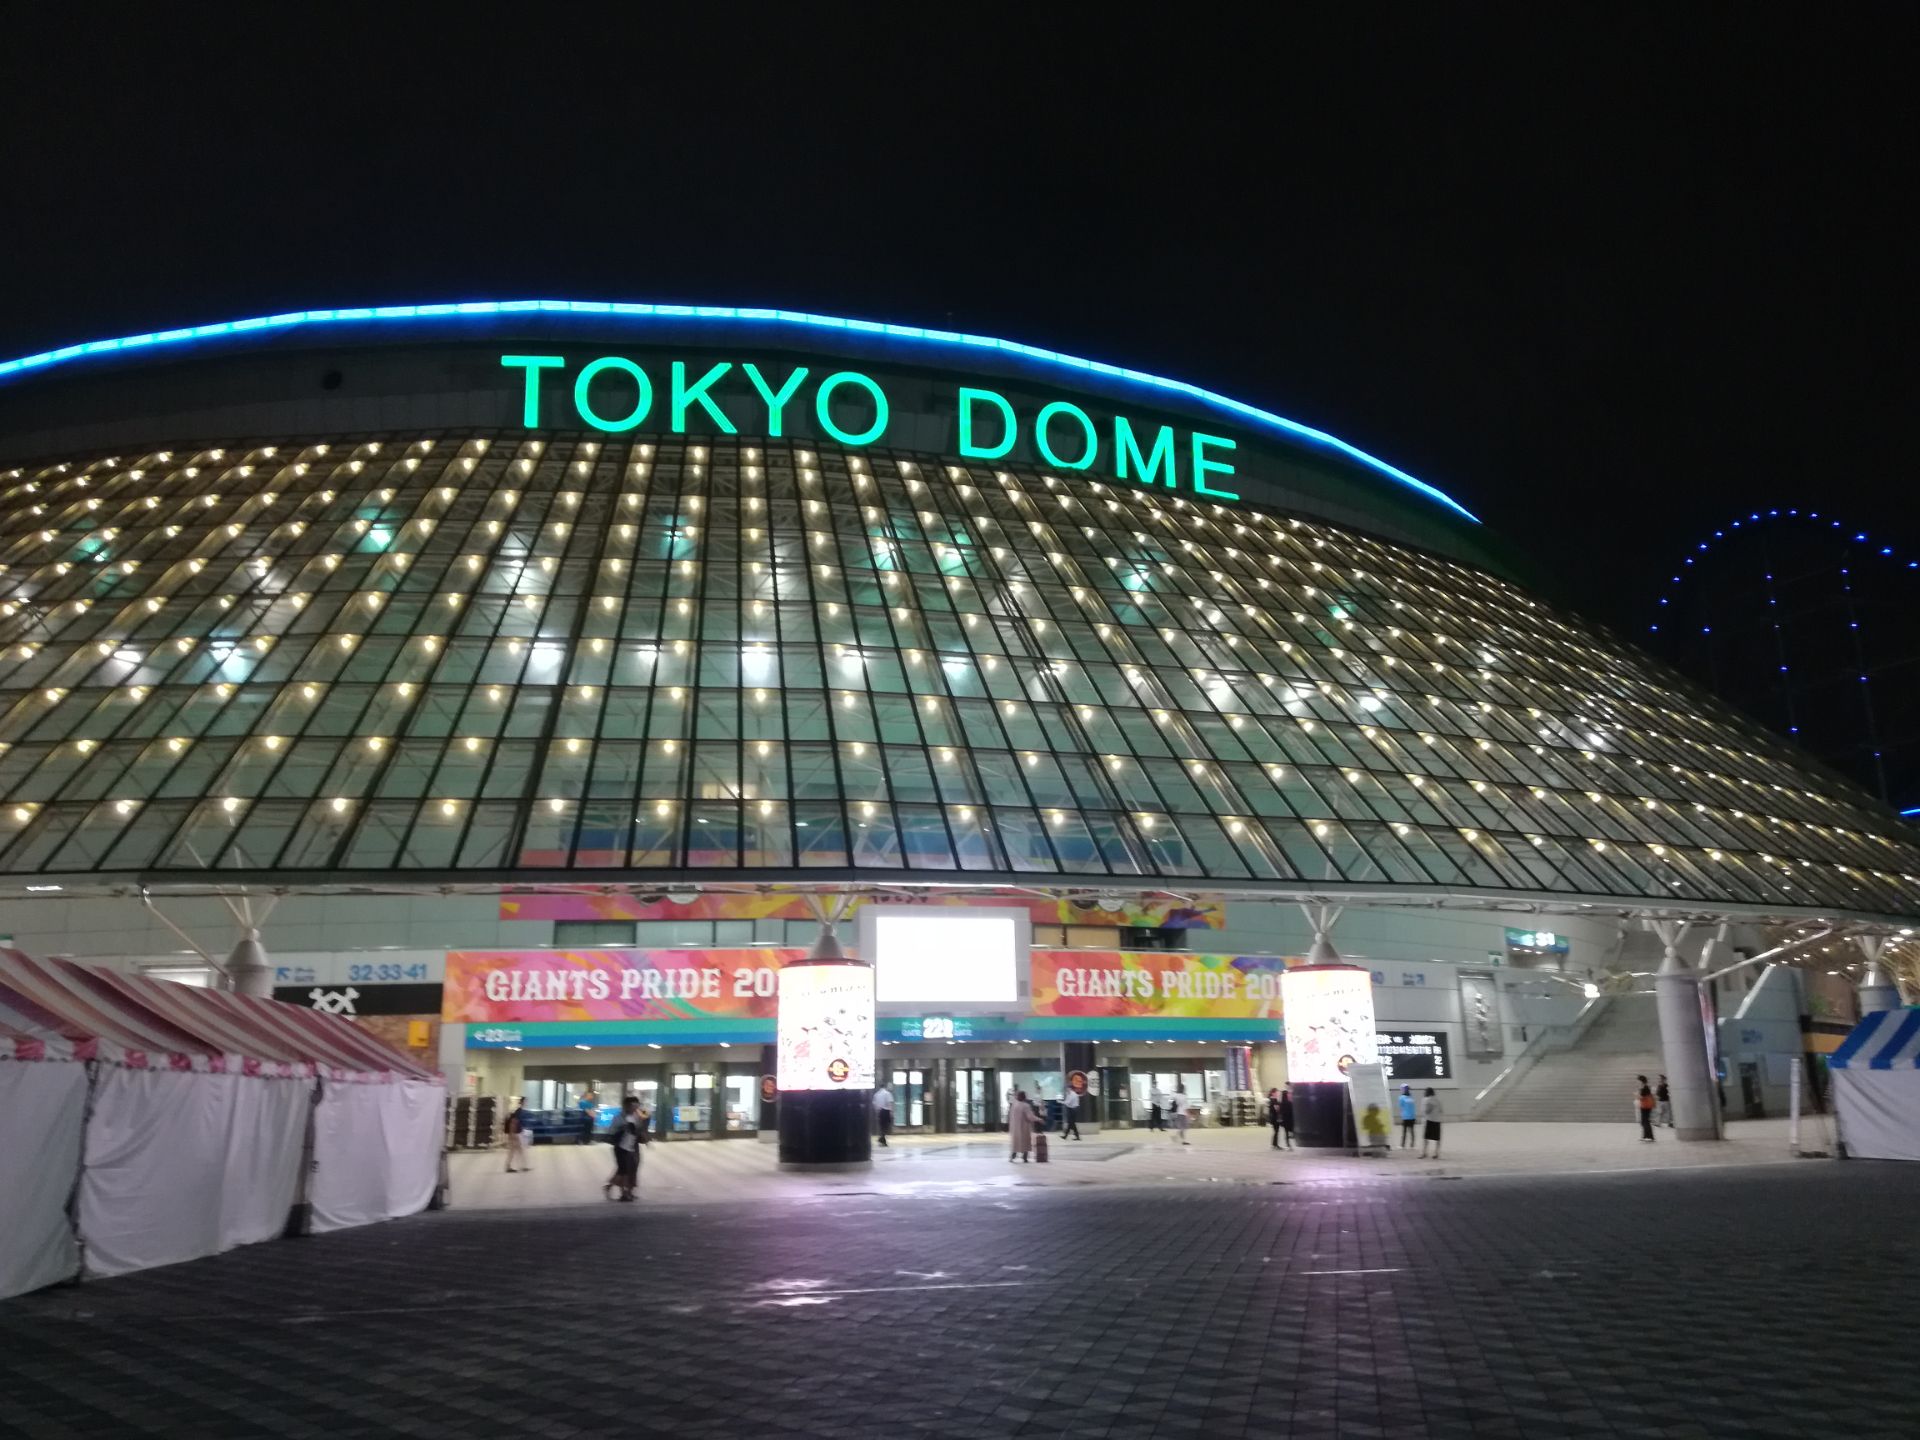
1281;963;1379;1148
776;941;876;1169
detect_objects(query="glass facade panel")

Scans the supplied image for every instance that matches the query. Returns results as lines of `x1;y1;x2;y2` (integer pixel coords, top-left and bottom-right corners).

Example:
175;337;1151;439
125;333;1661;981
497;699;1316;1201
0;431;1911;917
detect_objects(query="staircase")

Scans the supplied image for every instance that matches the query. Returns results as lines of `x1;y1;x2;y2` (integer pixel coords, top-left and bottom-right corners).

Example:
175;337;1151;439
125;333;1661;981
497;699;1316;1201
1478;991;1665;1123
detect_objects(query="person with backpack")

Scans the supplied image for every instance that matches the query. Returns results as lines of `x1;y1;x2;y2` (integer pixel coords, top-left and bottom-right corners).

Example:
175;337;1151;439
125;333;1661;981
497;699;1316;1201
606;1095;647;1201
1635;1075;1657;1142
503;1096;531;1173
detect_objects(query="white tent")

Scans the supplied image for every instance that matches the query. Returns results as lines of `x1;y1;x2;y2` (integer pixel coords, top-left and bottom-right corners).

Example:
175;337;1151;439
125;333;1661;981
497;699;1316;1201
1829;1008;1920;1162
0;949;443;1299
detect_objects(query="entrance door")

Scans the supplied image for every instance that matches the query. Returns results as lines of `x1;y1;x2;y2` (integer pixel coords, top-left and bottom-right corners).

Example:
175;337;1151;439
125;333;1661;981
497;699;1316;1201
954;1068;995;1130
720;1068;759;1136
890;1068;928;1130
669;1070;714;1137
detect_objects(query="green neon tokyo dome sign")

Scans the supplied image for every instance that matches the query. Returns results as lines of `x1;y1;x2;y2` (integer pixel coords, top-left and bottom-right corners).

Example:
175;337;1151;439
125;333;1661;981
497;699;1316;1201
0;298;1479;523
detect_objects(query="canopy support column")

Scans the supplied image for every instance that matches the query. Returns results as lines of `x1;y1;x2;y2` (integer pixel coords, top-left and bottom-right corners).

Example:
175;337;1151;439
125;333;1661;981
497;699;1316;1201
1649;919;1719;1141
1856;935;1901;1014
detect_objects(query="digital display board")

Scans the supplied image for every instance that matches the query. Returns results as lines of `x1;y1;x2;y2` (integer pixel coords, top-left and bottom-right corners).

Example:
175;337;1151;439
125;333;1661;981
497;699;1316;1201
1281;965;1378;1083
776;964;874;1092
1376;1030;1451;1081
861;905;1028;1011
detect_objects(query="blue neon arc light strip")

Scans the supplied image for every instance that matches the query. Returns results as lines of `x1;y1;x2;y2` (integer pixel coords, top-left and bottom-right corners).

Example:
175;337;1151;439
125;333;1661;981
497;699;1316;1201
0;298;1480;524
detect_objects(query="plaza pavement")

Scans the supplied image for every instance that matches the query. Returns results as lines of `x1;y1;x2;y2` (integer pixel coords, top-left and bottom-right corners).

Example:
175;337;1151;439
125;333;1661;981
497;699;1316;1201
3;1132;1912;1438
449;1116;1819;1211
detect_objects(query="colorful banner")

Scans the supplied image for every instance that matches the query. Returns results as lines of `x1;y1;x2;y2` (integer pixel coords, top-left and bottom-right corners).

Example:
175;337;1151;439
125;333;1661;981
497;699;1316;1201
443;948;804;1024
500;892;1223;929
462;1013;1291;1049
1029;950;1294;1019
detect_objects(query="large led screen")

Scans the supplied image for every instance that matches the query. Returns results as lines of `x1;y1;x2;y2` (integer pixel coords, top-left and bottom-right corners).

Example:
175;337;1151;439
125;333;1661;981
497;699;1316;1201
776;963;875;1092
1281;965;1379;1083
861;907;1027;1011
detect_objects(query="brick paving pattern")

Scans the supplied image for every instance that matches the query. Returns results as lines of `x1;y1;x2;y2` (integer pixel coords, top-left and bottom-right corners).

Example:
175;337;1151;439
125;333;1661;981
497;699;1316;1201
2;1160;1915;1438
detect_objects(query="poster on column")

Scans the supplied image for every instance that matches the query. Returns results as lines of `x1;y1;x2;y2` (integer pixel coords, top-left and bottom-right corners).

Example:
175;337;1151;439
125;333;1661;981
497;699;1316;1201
777;965;875;1092
443;949;804;1023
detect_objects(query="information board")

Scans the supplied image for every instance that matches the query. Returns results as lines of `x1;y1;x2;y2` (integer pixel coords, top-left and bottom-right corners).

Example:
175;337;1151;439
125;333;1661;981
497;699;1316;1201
1376;1031;1452;1081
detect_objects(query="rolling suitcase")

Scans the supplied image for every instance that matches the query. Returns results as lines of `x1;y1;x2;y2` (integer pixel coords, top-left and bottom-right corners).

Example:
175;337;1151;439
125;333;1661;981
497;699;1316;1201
1034;1130;1049;1164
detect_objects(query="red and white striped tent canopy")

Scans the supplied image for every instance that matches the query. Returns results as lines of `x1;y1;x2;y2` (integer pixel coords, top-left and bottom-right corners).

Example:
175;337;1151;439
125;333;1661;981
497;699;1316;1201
0;948;434;1081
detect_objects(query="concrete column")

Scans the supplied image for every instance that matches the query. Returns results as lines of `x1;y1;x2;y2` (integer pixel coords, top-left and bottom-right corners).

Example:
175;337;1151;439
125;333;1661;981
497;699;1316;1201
1855;936;1902;1014
1650;921;1718;1141
225;928;272;999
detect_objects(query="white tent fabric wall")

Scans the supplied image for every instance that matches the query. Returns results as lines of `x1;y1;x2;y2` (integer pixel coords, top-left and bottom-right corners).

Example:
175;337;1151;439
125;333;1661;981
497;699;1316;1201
309;1080;445;1233
1833;1069;1920;1162
0;1060;86;1299
79;1069;312;1278
1827;1008;1920;1163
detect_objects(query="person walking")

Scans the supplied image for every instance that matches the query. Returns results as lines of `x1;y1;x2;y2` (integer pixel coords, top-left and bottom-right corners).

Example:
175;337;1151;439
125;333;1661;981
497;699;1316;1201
1277;1088;1296;1149
606;1095;645;1201
1655;1075;1672;1128
503;1096;531;1173
872;1082;895;1147
1419;1088;1444;1159
1265;1087;1284;1148
1635;1075;1657;1142
1396;1084;1418;1148
1007;1087;1039;1162
1060;1085;1082;1140
578;1090;597;1145
1168;1085;1191;1145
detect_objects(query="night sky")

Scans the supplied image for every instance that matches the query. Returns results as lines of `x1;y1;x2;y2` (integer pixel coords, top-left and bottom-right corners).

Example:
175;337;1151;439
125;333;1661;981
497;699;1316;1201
0;16;1909;643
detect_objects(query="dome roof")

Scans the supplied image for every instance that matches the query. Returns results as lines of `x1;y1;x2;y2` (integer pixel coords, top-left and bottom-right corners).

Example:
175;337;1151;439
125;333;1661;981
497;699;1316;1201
0;418;1914;922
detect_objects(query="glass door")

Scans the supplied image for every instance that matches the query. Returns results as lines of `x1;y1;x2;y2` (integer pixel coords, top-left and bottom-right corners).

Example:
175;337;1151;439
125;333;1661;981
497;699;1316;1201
954;1068;995;1130
670;1070;713;1137
1137;1070;1183;1121
623;1075;662;1138
890;1068;928;1129
720;1068;759;1136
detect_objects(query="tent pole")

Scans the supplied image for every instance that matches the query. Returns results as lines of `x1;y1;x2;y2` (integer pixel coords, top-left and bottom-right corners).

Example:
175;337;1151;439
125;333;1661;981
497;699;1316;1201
61;1058;102;1287
284;1075;321;1239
